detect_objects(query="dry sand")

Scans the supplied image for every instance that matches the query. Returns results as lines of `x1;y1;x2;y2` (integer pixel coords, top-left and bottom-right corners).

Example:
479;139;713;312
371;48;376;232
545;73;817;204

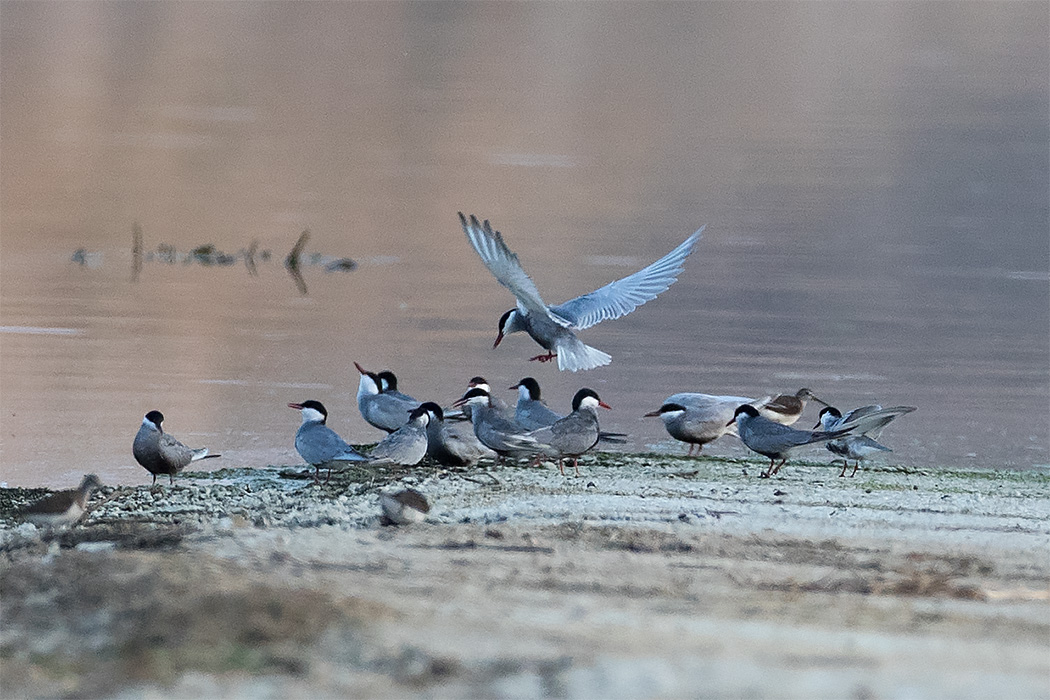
2;453;1048;699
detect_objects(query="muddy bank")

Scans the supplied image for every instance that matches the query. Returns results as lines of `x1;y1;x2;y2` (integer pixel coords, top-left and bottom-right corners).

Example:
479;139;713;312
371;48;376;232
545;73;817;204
2;455;1048;698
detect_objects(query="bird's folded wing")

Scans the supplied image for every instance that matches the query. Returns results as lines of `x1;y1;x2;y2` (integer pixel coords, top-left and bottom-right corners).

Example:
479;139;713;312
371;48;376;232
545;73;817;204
550;227;703;330
460;212;567;325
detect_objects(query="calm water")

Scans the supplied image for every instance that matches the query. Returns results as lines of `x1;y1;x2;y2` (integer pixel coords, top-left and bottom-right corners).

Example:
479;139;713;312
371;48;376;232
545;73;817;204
1;2;1047;487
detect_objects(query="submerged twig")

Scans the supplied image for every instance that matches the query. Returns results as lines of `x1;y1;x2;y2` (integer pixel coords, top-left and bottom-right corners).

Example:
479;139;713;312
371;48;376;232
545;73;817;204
131;222;143;281
285;229;310;295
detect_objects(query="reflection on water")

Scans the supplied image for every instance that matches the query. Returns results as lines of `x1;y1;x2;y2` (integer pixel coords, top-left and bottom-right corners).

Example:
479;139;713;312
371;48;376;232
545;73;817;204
1;2;1047;486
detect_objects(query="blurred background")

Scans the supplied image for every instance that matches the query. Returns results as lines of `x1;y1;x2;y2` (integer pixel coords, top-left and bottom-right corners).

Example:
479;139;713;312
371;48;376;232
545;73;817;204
1;1;1047;486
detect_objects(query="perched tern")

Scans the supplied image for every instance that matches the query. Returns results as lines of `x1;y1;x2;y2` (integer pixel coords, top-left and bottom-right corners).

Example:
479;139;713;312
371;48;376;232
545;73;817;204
815;405;916;477
460;212;704;371
529;388;611;476
377;370;418;404
20;474;103;528
421;402;496;467
355;361;419;433
133;411;220;485
729;404;850;478
645;393;758;455
362;404;430;466
289;400;367;481
510;377;564;430
757;388;828;426
454;387;542;460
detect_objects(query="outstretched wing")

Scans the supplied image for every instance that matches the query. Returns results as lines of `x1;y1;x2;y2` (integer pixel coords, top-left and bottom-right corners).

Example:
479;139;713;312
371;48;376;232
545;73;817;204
550;226;704;330
459;213;570;326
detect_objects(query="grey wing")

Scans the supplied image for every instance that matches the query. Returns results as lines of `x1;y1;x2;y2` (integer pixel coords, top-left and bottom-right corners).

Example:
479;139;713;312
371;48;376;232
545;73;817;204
550;227;703;331
367;395;418;432
298;425;364;464
158;433;198;469
459;213;569;325
837;406;916;438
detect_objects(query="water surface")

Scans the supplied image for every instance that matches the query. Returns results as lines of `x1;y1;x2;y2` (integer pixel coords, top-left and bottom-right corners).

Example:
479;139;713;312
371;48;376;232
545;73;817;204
2;2;1047;486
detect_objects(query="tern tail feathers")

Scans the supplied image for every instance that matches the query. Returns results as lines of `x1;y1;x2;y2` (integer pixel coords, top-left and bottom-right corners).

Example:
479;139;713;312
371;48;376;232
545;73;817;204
555;338;612;372
190;450;220;462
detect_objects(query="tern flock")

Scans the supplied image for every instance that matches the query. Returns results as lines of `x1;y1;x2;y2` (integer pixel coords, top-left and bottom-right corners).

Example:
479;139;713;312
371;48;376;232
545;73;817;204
21;213;915;525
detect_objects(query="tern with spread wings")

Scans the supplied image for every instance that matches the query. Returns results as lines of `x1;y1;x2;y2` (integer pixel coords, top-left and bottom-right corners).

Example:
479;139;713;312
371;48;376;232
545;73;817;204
460;213;704;371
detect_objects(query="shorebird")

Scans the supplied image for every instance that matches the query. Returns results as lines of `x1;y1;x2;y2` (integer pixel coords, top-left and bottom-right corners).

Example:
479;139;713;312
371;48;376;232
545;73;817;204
421;402;497;467
289;400;367;481
729;404;850;478
355;362;419;433
361;404;430;466
815;404;916;477
757;388;828;426
460;212;703;371
529;388;611;476
379;488;430;525
645;392;758;455
454;387;543;461
20;474;103;528
133;411;220;485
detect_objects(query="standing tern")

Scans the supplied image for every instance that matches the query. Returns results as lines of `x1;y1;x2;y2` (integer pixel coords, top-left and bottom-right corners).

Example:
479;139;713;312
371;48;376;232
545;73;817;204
460;212;704;372
511;376;627;444
529;388;611;476
421;402;496;467
355;362;419;433
728;404;851;478
454;387;543;461
645;393;758;456
20;474;103;528
510;377;564;430
289;400;367;481
814;405;916;477
133;411;221;485
362;404;430;466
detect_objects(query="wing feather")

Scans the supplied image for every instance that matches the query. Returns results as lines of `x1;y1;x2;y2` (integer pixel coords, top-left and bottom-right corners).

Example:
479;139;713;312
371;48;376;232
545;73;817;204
550;226;704;330
459;213;564;323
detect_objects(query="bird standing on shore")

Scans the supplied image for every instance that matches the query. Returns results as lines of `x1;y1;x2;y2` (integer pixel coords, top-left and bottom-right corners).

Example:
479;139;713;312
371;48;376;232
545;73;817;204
460;212;703;371
361;404;431;466
815;405;916;477
645;393;758;455
289;400;367;482
729;404;850;478
757;388;828;426
133;411;220;485
355;362;419;433
530;388;611;476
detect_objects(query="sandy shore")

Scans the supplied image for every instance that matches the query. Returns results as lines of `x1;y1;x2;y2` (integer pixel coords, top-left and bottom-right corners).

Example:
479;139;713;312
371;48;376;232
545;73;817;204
2;454;1048;699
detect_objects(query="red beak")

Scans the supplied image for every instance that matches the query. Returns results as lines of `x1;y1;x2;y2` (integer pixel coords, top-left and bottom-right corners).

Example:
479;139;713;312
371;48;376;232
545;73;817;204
354;361;368;375
288;402;304;410
493;332;504;349
598;401;612;410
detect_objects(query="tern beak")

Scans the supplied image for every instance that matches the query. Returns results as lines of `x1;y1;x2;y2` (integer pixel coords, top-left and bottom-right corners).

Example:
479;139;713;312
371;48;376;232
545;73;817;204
598;401;612;410
354;362;368;375
643;409;661;417
288;402;304;410
725;417;736;427
492;332;504;349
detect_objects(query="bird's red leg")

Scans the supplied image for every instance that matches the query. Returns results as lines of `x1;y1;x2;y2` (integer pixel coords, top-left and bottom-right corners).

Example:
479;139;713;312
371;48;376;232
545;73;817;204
839;460;848;478
573;458;580;476
850;461;860;477
529;351;557;363
558;460;565;476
